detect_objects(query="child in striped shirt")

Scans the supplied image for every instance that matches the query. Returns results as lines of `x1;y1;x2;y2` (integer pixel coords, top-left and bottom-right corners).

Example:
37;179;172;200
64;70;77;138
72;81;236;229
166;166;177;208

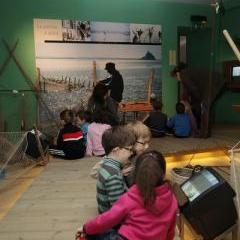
96;125;136;214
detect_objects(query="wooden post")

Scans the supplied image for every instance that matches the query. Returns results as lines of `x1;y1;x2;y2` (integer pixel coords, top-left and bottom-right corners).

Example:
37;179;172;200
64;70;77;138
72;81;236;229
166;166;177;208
74;77;76;89
20;93;26;131
0;96;3;131
33;126;48;165
2;39;60;129
36;68;41;128
0;40;18;77
147;69;154;102
93;60;97;87
68;77;71;91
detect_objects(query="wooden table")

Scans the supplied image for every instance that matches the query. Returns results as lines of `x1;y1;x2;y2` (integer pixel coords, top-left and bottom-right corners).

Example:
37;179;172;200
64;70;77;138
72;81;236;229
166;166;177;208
119;101;152;123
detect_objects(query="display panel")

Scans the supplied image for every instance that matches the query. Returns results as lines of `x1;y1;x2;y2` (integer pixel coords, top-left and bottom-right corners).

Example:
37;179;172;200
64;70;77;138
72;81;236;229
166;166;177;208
181;169;219;202
34;19;162;128
232;66;240;78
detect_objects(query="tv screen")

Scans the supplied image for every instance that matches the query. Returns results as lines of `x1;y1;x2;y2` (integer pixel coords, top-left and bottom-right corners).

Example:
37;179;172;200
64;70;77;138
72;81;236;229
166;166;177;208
232;66;240;78
181;169;219;202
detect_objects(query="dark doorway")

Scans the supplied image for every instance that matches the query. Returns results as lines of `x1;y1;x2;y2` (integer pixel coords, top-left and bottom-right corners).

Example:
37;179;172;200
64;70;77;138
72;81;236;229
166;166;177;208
177;27;212;137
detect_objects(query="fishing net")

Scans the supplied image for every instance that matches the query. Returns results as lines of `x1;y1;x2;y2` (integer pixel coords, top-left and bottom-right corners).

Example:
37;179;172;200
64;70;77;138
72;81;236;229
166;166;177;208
0;132;40;190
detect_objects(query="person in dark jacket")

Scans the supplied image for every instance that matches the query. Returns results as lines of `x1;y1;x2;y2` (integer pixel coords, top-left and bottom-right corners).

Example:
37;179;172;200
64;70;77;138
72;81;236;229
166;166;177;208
87;83;119;125
143;100;167;137
171;63;202;132
100;62;124;110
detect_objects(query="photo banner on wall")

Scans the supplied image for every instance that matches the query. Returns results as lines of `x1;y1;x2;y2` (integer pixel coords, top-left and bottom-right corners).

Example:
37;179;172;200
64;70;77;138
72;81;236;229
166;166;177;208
34;19;162;125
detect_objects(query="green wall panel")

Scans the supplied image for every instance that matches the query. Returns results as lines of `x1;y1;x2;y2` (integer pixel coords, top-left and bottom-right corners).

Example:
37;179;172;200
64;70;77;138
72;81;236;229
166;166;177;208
212;1;240;124
0;0;211;130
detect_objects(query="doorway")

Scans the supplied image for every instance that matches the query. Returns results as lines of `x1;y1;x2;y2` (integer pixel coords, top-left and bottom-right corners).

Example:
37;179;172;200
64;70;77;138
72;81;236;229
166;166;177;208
177;27;212;137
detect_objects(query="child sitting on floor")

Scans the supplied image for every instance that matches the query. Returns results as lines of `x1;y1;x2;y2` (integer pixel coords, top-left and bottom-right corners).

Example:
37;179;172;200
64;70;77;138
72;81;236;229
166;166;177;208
89;121;151;183
76;110;92;146
123;120;151;187
49;109;85;159
167;102;191;138
95;125;136;214
143;100;167;137
86;110;111;157
76;150;177;240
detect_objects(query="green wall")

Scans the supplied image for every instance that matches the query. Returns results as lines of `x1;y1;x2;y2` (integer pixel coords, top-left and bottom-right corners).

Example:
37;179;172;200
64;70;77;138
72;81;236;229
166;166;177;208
213;1;240;124
0;0;211;130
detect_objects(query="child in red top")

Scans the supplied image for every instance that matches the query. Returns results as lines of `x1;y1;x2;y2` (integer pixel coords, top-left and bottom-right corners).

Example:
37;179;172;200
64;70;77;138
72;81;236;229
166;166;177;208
49;110;85;159
76;150;178;240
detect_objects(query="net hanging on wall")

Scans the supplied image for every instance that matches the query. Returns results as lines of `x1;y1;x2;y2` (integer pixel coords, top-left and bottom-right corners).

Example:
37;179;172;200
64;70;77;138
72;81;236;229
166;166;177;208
0;132;40;190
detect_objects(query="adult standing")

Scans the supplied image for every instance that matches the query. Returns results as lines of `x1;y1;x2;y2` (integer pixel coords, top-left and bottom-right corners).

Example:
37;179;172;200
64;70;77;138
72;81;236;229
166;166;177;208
171;63;202;136
100;62;124;111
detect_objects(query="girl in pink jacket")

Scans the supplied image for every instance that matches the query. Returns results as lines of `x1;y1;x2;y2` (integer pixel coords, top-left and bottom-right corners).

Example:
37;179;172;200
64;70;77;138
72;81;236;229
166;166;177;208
76;150;178;240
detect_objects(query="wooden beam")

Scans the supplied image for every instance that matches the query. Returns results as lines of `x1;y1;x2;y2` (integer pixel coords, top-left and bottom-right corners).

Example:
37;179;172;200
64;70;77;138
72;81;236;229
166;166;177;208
2;39;60;129
0;40;18;77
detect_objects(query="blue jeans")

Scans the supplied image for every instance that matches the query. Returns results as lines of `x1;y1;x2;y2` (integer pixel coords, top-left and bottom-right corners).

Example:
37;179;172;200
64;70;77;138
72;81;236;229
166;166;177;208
87;229;122;240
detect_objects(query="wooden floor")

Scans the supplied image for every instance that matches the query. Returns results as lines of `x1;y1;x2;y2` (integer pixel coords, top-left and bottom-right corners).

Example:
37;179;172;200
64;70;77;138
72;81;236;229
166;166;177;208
0;125;238;240
0;157;99;240
150;125;240;155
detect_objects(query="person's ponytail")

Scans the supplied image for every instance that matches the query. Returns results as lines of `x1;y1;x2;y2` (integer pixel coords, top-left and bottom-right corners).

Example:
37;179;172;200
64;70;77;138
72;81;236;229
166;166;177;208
135;151;166;207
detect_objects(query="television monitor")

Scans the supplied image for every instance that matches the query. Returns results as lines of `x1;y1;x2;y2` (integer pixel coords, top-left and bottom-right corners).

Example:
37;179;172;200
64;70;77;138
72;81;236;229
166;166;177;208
180;167;237;240
181;169;219;202
223;60;240;89
232;66;240;79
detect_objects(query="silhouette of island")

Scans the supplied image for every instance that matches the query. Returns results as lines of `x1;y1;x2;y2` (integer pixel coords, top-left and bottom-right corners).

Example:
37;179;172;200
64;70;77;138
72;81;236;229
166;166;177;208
141;51;156;60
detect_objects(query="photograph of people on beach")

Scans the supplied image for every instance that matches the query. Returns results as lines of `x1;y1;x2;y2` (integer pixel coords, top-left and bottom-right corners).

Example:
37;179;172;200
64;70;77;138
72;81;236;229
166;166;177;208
130;24;162;44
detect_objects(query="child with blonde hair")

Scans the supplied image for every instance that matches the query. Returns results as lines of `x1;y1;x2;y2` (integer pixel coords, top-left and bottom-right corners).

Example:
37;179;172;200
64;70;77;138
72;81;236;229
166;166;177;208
123;120;151;186
126;120;151;155
90;121;151;181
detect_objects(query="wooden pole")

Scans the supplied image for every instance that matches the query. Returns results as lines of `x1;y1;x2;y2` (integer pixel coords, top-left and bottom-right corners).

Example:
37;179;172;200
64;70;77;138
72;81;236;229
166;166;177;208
2;39;60;129
36;68;41;128
223;30;240;62
20;93;26;131
0;40;18;77
147;69;155;102
93;60;97;87
0;95;3;131
33;126;48;165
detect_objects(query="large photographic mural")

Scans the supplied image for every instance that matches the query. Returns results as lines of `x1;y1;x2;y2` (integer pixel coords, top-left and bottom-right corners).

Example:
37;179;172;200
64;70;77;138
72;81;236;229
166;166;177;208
34;19;162;125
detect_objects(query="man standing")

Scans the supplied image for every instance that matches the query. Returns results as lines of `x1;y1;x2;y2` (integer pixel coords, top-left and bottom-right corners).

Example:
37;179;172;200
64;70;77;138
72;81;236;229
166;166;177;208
100;62;124;111
171;63;202;136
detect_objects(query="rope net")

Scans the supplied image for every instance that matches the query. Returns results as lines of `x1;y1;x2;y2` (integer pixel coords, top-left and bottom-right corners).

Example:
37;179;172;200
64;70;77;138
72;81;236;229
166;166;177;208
38;90;90;137
0;132;40;190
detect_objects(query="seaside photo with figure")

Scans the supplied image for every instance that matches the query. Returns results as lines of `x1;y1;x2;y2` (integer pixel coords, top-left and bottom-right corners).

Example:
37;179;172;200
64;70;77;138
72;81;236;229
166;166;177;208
34;19;162;128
